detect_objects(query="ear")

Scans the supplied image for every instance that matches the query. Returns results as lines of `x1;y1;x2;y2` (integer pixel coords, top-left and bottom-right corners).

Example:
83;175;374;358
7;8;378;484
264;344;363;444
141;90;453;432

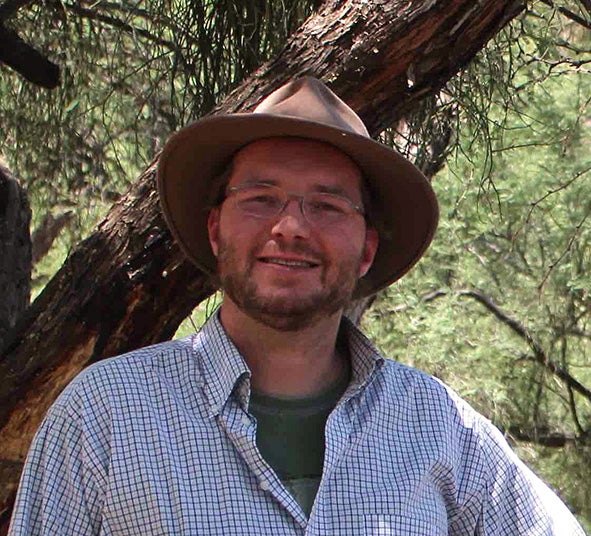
358;226;379;278
207;207;221;257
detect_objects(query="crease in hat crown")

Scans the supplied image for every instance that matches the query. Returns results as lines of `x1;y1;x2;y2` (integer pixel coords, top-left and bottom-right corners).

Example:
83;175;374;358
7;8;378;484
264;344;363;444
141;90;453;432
253;77;370;137
157;76;439;298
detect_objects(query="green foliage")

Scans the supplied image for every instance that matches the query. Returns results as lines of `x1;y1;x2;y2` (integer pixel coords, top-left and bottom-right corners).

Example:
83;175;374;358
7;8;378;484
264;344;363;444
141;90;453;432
1;0;316;293
1;1;317;208
364;5;591;527
175;291;223;338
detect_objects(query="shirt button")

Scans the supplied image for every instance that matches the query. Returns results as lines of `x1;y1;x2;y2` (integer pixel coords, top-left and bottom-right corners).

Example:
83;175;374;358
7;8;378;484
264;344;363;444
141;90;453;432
260;479;270;491
241;415;250;426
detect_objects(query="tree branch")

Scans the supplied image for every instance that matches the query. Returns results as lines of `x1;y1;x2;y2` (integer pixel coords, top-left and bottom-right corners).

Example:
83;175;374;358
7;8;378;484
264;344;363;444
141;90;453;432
383;289;449;315
567;328;591;339
47;1;182;55
459;289;591;402
538;0;591;29
538;212;590;293
31;211;74;265
523;165;591;228
79;1;168;25
0;24;59;88
577;0;591;18
386;286;591;403
503;425;579;447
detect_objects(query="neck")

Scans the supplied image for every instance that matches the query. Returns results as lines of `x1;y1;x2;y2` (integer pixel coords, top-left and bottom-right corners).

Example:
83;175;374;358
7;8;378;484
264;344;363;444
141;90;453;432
219;297;346;398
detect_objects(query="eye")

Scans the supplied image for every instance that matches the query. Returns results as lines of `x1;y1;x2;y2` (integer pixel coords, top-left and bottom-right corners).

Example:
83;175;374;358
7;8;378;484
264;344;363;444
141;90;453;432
236;187;283;214
307;195;349;215
244;193;281;206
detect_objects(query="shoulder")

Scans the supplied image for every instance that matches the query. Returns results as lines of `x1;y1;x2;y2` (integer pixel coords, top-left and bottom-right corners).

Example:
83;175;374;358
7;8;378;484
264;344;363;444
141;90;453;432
374;359;538;478
52;336;198;420
377;359;470;416
373;358;497;452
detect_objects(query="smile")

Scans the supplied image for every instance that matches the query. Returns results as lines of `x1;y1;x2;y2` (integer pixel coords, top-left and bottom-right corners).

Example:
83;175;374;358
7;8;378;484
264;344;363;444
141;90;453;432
259;257;319;268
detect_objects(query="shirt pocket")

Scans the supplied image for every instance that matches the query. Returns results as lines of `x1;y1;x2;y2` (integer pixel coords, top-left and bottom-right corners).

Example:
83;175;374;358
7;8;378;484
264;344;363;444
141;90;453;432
362;514;448;535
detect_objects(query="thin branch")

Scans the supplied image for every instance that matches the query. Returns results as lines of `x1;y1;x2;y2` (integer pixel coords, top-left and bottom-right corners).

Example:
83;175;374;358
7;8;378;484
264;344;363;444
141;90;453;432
567;328;591;339
562;337;585;435
578;0;591;18
459;289;591;402
538;211;590;293
83;2;166;24
85;1;200;50
48;1;182;55
513;60;591;92
567;381;584;433
503;425;580;447
524;165;591;226
538;0;591;29
384;289;449;315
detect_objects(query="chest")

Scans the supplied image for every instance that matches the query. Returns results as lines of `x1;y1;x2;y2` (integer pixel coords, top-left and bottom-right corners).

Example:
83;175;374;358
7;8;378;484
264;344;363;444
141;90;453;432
99;394;470;535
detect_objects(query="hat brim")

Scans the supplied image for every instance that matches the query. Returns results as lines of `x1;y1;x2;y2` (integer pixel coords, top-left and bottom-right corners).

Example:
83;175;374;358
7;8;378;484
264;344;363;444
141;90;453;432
157;114;438;298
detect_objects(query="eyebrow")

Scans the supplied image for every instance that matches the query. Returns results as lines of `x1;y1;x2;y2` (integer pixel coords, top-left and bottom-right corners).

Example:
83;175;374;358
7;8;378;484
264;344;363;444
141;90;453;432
236;179;354;199
238;178;277;187
313;184;350;197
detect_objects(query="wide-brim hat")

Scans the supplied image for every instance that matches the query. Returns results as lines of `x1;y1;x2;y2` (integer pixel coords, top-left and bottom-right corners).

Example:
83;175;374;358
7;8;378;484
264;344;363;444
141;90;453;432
157;77;438;298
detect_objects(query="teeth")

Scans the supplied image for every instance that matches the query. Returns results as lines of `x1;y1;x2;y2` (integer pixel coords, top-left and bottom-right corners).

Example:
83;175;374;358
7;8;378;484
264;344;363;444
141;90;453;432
264;258;314;267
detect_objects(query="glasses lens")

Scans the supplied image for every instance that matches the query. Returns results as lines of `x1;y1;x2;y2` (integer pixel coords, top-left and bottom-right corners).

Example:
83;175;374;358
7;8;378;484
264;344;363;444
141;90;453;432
228;184;361;225
234;185;284;217
304;193;356;225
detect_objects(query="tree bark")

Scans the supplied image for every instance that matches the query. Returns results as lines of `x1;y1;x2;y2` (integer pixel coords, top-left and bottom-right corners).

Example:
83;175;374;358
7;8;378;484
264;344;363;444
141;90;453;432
0;24;60;89
0;0;525;528
0;165;31;352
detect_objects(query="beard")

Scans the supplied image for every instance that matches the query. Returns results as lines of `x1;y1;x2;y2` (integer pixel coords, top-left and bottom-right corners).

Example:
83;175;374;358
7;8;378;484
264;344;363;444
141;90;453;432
215;236;362;331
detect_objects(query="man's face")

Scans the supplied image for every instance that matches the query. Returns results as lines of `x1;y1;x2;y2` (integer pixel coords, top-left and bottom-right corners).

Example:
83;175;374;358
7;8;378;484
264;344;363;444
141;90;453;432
207;137;378;331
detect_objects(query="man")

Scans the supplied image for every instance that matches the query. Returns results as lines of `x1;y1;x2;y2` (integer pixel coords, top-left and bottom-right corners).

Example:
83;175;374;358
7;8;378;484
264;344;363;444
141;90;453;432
9;78;585;535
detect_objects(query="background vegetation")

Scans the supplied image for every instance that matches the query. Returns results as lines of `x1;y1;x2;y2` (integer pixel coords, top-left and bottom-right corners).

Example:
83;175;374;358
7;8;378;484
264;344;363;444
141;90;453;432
364;10;591;524
1;0;589;530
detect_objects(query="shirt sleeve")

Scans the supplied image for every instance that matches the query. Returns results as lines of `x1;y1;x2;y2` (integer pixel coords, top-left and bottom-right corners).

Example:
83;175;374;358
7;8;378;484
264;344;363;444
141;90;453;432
475;418;586;536
8;377;110;536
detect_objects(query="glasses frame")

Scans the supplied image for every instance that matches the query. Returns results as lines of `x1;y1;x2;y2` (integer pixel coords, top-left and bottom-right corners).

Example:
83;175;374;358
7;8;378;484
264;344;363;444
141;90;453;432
223;182;365;226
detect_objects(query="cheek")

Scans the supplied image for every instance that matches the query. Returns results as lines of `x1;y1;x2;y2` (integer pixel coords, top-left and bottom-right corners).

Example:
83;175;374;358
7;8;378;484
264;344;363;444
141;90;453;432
360;227;379;273
324;227;367;260
216;211;268;255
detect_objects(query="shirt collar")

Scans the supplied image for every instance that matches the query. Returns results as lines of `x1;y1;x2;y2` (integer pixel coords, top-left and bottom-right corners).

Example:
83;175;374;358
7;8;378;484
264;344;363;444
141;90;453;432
192;311;251;418
340;315;385;390
193;311;384;418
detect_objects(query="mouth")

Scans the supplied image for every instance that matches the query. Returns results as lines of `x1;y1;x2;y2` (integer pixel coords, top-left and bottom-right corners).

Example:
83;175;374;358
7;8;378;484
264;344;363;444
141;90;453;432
258;256;320;269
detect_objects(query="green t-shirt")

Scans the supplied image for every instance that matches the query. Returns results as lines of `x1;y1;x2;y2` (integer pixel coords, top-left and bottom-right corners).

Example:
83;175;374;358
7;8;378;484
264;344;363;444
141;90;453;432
249;367;350;517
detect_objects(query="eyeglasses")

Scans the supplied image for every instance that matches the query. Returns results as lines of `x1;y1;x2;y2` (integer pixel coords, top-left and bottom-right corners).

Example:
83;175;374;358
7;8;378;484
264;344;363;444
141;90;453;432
224;183;364;226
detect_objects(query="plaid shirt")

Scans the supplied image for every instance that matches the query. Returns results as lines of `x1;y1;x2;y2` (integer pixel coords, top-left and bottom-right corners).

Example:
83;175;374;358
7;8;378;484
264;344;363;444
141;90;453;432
9;313;585;535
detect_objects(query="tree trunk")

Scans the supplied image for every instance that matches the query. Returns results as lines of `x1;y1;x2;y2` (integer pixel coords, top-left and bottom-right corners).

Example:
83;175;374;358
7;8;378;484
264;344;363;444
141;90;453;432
31;210;74;265
0;165;31;352
0;0;525;528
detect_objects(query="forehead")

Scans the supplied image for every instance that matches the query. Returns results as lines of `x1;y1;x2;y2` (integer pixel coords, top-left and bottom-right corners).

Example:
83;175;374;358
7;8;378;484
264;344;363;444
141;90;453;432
228;137;363;195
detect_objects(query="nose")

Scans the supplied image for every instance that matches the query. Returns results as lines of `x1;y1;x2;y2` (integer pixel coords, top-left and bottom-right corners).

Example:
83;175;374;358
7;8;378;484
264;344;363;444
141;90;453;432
270;197;311;240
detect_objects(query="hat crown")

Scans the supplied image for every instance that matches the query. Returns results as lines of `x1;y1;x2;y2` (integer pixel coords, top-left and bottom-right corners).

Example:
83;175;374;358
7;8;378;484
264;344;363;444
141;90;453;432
253;77;370;138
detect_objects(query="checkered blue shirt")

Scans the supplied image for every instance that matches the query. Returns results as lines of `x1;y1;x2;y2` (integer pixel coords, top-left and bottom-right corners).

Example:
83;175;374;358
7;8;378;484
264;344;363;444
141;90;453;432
9;313;585;535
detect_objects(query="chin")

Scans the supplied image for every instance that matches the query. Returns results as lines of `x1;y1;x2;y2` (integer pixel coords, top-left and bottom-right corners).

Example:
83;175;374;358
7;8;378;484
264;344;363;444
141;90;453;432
219;259;358;330
241;286;353;331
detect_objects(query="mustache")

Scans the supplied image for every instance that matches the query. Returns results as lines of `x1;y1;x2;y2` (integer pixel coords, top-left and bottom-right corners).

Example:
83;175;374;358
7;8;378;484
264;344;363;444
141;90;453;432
255;242;325;263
